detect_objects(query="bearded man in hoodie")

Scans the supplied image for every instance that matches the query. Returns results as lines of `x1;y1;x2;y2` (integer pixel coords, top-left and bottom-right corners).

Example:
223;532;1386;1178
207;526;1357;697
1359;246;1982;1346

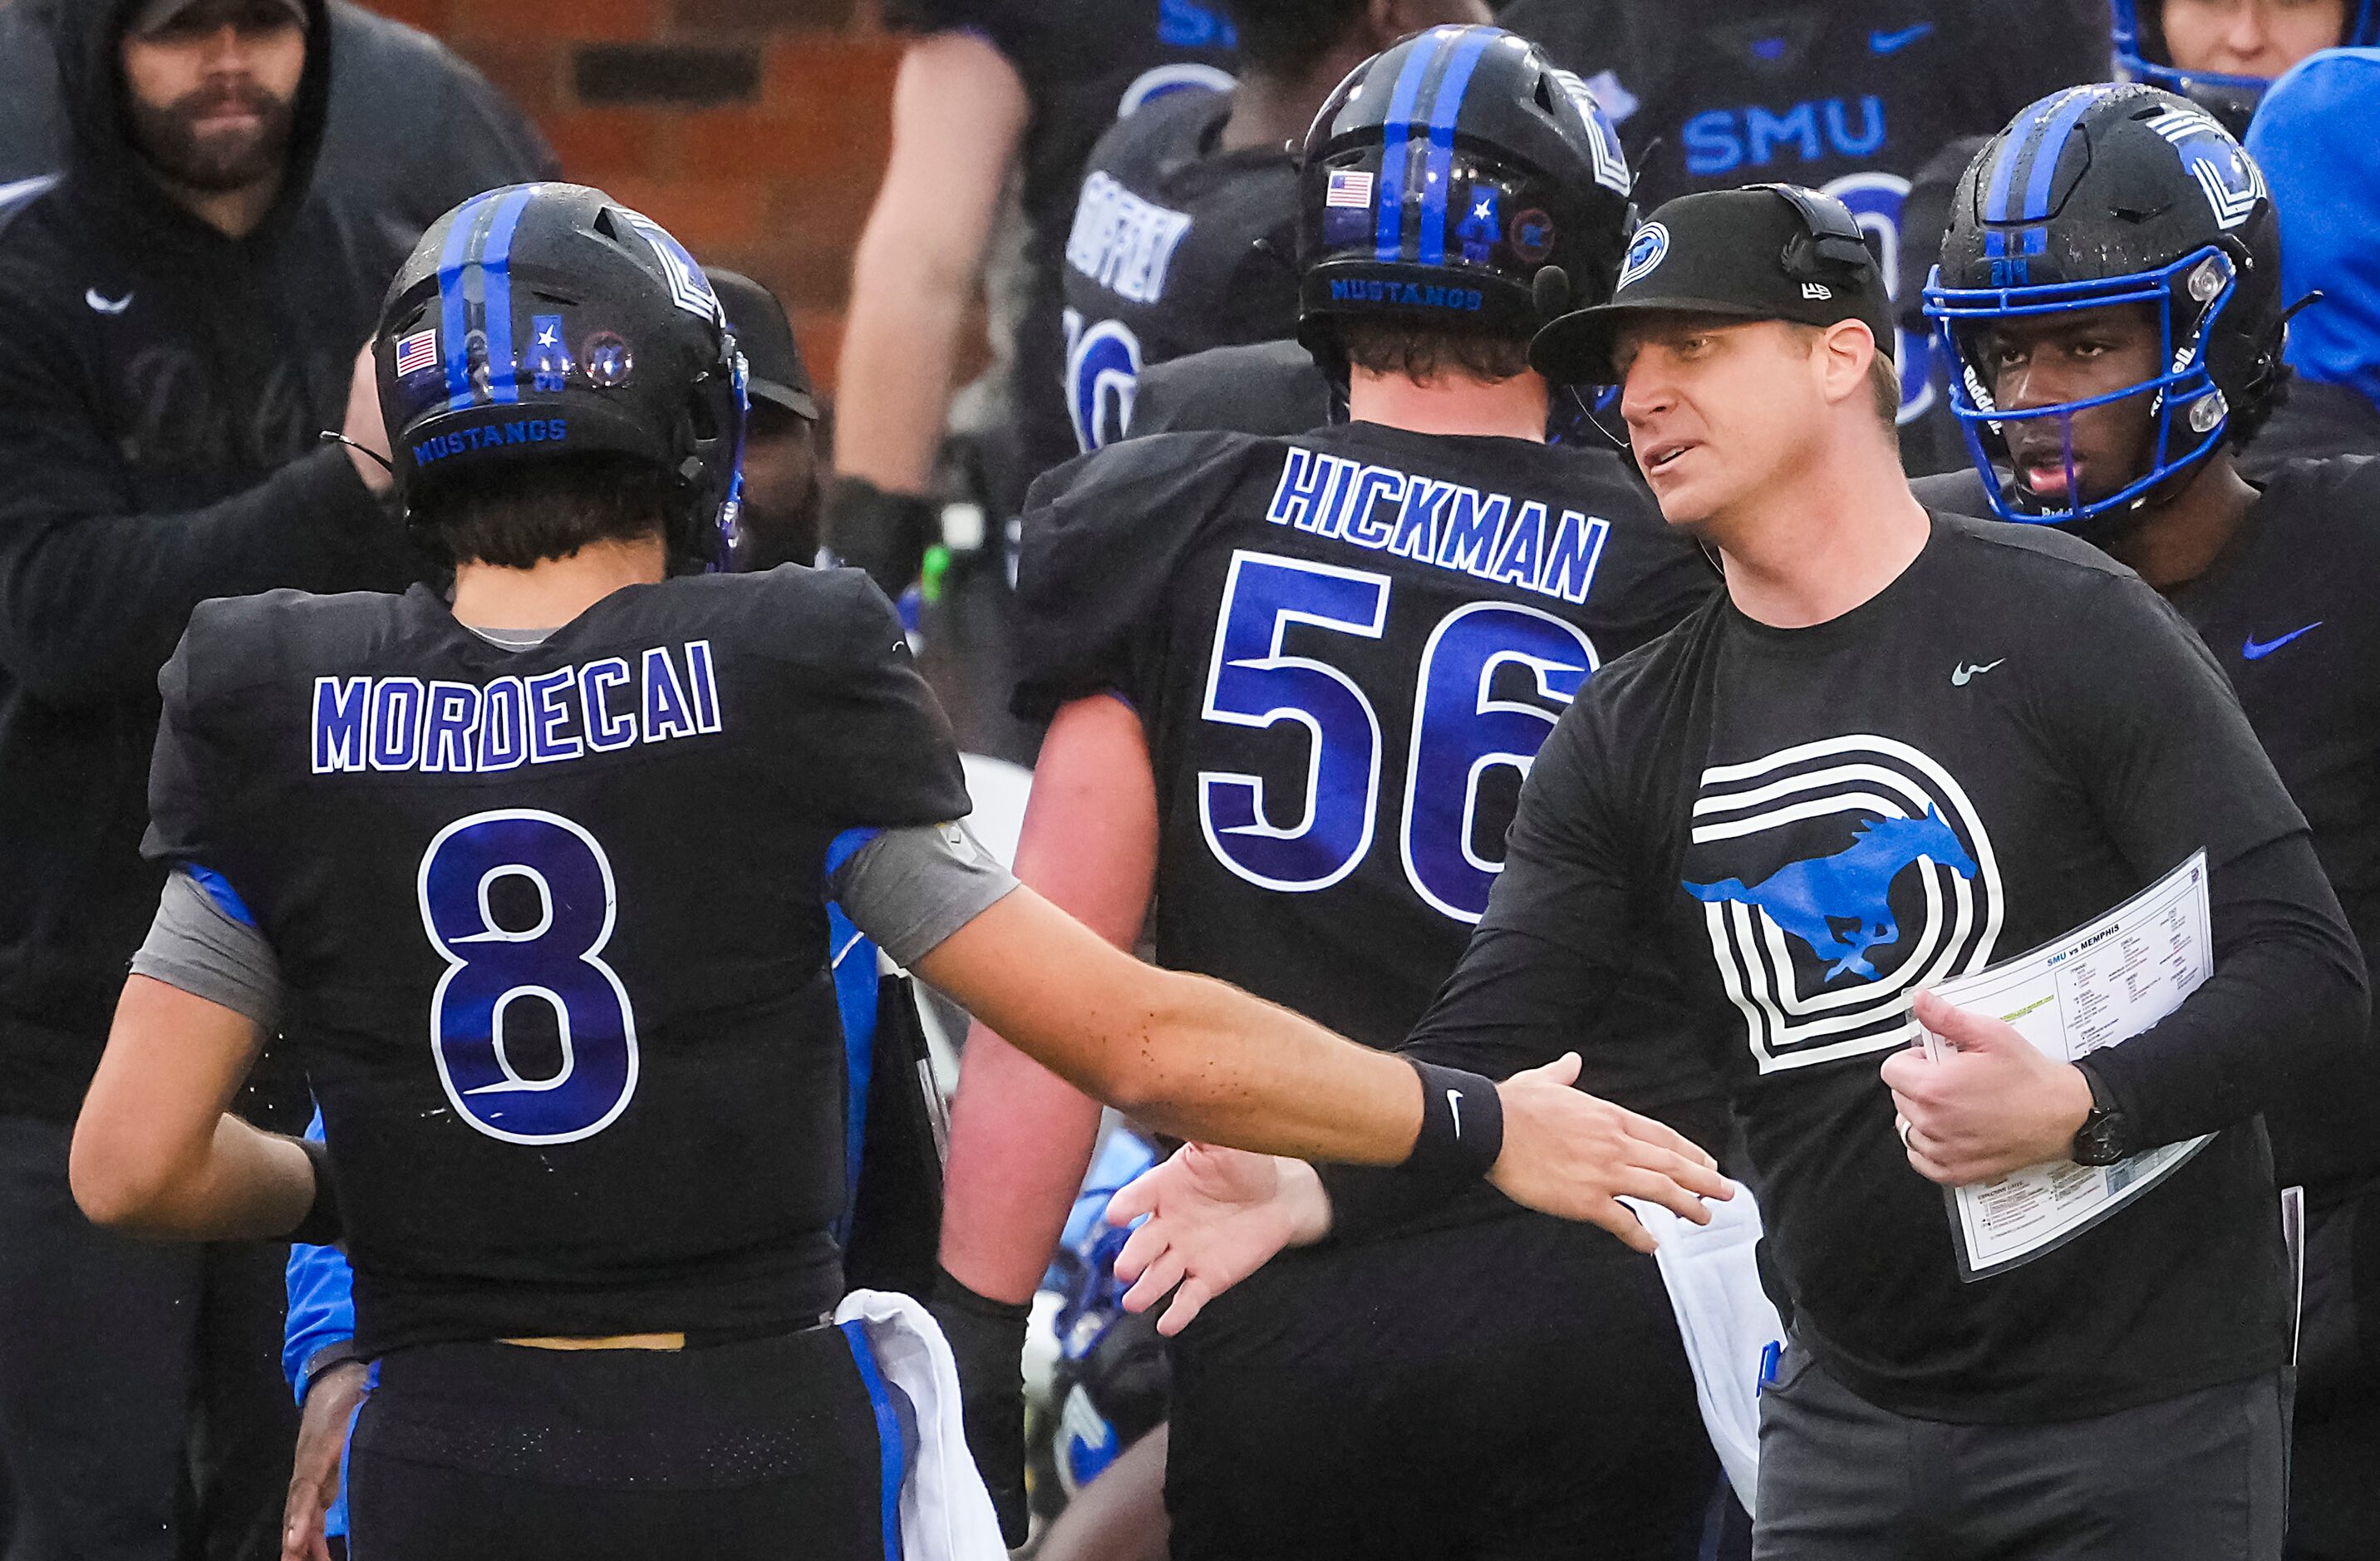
0;2;413;1556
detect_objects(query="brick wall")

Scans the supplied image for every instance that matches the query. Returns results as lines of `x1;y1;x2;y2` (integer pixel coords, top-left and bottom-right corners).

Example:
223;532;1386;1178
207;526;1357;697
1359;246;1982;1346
366;0;908;391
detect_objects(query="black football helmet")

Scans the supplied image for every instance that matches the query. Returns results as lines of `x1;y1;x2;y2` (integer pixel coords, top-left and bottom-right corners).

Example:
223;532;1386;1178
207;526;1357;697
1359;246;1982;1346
376;183;748;569
1296;25;1635;378
1923;83;2286;528
2112;0;2376;133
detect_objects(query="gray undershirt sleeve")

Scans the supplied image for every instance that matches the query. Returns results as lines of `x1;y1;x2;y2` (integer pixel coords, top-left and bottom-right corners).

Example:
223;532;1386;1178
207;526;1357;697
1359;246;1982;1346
829;821;1020;968
130;869;288;1030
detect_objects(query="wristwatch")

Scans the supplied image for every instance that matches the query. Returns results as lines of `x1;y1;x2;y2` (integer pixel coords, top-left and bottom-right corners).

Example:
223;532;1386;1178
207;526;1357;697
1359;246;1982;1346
2069;1062;2134;1166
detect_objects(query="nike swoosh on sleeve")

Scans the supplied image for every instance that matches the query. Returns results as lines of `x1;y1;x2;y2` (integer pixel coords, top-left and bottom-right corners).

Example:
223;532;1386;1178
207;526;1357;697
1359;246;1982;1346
1870;22;1935;52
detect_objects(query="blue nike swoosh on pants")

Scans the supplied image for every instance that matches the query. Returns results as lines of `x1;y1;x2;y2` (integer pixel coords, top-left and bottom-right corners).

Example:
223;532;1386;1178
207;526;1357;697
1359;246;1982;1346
1871;22;1934;52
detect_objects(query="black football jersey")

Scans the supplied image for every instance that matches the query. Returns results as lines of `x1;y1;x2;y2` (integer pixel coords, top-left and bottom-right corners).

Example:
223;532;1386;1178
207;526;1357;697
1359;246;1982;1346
1498;0;2108;443
145;569;971;1354
2153;460;2380;1195
885;0;1239;504
1013;421;1716;1051
1915;459;2380;1197
1404;513;2318;1421
1060;86;1299;453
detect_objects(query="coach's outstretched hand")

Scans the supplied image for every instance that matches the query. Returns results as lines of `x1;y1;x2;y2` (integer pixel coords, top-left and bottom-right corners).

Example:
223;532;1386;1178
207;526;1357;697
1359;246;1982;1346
1489;1052;1730;1247
1110;1056;1730;1334
1109;1144;1330;1334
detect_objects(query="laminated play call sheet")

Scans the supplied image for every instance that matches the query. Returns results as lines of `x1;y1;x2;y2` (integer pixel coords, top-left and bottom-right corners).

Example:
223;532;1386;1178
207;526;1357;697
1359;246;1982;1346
1918;850;2215;1279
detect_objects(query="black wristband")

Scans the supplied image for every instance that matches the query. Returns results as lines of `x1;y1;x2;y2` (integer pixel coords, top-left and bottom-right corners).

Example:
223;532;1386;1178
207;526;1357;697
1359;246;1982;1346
288;1135;343;1248
931;1265;1032;1332
824;475;940;598
1402;1060;1504;1183
301;1339;365;1398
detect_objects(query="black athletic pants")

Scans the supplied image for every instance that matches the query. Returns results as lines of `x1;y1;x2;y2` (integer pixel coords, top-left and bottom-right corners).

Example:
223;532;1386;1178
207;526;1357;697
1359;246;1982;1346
1163;1204;1719;1561
0;1114;295;1561
346;1325;899;1561
1754;1342;2289;1560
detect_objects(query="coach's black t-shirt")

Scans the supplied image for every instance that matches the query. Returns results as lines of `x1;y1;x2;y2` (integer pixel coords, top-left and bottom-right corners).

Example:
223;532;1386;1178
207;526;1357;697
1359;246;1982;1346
1016;421;1716;1059
1060;87;1298;452
885;0;1237;499
1394;513;2346;1421
145;569;971;1354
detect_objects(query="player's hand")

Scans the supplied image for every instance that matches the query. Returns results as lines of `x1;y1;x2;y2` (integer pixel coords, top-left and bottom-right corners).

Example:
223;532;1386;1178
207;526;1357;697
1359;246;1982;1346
1883;989;2096;1186
927;1270;1033;1548
282;1357;368;1561
1106;1145;1330;1337
1487;1053;1731;1251
342;342;393;495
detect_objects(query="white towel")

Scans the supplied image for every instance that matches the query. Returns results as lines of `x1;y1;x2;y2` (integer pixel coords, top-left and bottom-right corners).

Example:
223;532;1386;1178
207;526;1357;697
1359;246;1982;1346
1621;1184;1783;1516
834;1289;1009;1561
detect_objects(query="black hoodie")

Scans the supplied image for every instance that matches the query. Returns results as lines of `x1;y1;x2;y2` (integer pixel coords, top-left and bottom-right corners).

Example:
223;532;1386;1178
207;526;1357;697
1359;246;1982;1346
0;0;413;1122
0;0;559;236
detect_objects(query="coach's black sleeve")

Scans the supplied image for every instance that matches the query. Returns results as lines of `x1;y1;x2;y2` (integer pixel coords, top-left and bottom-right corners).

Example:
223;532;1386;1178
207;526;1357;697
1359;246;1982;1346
2087;834;2368;1152
2048;571;2369;1151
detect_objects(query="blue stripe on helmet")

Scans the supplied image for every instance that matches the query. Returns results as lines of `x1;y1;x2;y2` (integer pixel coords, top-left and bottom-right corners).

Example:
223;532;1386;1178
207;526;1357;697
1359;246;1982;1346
2019;87;2100;220
1416;28;1500;266
1984;87;2081;224
475;187;535;406
436;193;492;412
1374;32;1448;263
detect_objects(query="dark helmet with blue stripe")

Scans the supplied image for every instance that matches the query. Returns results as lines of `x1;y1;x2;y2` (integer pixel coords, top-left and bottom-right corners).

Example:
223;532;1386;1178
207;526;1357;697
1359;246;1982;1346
1923;83;2287;528
375;182;748;569
2112;0;2377;132
1296;26;1635;377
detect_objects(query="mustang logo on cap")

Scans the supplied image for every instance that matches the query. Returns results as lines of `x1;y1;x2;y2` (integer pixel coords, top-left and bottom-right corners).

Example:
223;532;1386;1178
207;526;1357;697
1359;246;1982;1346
1617;221;1669;292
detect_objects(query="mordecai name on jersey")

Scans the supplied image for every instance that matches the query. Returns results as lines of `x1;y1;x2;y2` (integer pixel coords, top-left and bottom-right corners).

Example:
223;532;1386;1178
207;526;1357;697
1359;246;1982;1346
310;640;724;776
1265;445;1616;607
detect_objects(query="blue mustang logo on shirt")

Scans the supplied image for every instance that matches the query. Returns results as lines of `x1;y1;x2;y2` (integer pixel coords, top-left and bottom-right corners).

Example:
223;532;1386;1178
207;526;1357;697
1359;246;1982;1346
1683;808;1978;982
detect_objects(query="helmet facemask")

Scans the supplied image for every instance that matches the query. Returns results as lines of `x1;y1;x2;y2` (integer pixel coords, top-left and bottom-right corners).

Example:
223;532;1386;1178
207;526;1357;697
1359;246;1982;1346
1926;245;2243;528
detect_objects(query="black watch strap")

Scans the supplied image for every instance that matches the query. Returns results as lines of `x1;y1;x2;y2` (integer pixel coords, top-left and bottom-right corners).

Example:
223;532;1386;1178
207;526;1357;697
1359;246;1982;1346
2070;1061;2133;1165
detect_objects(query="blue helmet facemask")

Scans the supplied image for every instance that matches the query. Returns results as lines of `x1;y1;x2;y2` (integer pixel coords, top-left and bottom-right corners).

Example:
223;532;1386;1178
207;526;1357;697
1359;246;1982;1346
1924;246;2240;527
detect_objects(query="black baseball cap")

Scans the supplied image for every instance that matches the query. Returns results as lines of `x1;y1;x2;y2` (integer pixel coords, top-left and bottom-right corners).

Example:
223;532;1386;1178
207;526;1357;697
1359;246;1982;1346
1530;185;1893;386
704;268;817;421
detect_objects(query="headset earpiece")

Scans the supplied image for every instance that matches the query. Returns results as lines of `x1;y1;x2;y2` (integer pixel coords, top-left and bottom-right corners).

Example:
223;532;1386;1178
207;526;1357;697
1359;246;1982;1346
1757;183;1877;283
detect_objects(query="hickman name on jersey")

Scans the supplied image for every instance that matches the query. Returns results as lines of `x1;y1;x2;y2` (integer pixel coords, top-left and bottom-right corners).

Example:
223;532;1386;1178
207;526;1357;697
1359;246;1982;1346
1013;421;1715;1052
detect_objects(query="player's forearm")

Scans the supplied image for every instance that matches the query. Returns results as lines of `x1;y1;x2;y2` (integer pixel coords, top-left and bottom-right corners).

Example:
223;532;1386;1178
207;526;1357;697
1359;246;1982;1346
939;1022;1110;1304
74;1113;315;1240
832;277;971;494
921;892;1425;1164
1094;968;1424;1165
832;31;1020;495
